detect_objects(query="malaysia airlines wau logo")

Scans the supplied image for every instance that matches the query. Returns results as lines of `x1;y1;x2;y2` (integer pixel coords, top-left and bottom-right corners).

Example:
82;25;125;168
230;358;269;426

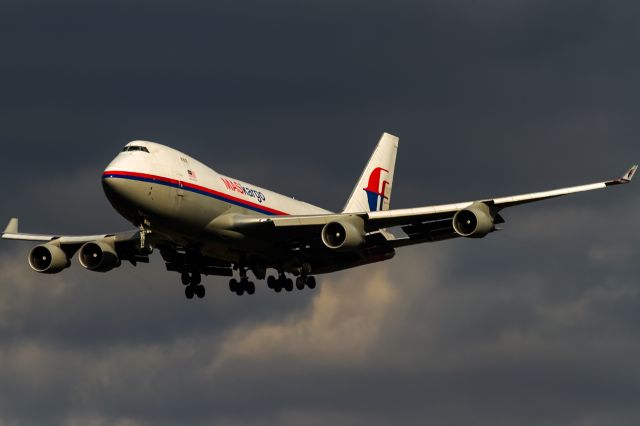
363;167;389;211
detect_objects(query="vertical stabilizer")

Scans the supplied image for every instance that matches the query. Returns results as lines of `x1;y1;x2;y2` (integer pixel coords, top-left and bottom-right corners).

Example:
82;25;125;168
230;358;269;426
342;132;399;213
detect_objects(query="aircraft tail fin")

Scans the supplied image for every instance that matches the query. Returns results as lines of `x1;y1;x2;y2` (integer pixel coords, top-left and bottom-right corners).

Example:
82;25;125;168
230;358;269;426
343;132;399;213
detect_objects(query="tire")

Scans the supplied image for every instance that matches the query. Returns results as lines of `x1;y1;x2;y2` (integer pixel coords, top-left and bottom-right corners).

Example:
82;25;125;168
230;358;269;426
267;276;275;289
195;285;206;298
192;274;202;285
285;278;293;292
229;279;237;292
235;288;244;296
306;276;316;289
295;277;305;290
274;284;282;293
185;286;195;299
246;281;256;295
181;273;190;286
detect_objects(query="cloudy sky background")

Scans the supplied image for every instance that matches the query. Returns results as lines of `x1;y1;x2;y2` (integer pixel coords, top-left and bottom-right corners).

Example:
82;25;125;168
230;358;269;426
1;1;639;424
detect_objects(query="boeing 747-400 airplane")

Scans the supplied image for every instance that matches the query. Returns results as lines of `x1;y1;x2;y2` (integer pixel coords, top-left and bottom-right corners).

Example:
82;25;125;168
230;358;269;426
2;133;636;299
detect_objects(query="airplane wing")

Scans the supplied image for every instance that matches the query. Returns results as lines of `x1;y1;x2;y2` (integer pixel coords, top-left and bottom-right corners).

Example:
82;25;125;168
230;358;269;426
260;164;637;248
2;218;139;245
1;218;232;275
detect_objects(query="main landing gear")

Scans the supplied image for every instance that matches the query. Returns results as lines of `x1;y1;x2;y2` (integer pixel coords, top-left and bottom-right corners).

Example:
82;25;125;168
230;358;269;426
179;268;317;298
228;266;256;296
229;277;256;296
182;271;206;299
265;273;316;293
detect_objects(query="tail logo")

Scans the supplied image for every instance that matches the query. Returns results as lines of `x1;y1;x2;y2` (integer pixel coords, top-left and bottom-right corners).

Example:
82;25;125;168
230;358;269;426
363;167;389;211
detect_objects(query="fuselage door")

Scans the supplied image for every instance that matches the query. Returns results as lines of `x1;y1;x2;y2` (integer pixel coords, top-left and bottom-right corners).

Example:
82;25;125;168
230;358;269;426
176;156;191;198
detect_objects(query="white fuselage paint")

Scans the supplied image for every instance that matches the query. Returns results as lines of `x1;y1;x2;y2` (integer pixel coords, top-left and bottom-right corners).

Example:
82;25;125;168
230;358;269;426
102;141;331;262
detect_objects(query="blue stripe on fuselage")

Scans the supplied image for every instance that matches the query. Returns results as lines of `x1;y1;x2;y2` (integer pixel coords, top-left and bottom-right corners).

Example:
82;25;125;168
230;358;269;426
102;173;283;216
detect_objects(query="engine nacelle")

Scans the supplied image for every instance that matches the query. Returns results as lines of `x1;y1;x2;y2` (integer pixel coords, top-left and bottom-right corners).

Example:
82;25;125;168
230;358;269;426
452;203;495;238
78;241;121;272
321;218;365;251
28;244;70;274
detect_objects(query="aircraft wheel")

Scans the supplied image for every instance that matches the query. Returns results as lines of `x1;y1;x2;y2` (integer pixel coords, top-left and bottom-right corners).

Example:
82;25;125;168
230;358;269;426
185;285;195;299
306;276;316;289
246;281;256;295
235;287;245;296
181;273;190;286
295;277;305;290
285;278;293;292
229;279;238;293
274;283;282;293
267;275;276;289
195;285;206;299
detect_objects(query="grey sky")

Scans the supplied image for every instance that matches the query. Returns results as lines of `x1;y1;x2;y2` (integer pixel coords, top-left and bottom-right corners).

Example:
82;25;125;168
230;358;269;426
0;1;639;425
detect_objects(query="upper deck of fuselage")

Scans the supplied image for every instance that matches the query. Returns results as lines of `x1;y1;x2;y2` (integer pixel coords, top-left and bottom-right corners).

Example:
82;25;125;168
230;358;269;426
104;140;332;216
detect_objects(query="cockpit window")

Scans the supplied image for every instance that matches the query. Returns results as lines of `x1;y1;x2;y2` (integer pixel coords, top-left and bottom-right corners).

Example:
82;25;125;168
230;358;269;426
122;146;150;153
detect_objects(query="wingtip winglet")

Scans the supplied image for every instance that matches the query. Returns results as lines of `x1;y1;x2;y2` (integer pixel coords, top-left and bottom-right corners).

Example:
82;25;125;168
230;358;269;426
622;164;638;182
3;218;19;235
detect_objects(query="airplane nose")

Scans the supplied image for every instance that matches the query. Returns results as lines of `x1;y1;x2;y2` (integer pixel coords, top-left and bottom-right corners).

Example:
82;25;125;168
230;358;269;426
102;169;139;222
102;155;125;195
102;171;121;199
102;155;128;201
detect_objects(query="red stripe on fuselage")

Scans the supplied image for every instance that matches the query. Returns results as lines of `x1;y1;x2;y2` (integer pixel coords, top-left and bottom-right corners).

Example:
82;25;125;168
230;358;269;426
102;170;289;216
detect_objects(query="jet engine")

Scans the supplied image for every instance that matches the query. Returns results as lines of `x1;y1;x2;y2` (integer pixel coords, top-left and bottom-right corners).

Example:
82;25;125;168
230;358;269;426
78;241;121;272
28;244;71;274
452;203;495;238
321;218;365;251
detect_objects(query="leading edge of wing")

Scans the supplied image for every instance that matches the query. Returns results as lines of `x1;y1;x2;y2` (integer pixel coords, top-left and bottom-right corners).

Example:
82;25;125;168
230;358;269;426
491;163;636;208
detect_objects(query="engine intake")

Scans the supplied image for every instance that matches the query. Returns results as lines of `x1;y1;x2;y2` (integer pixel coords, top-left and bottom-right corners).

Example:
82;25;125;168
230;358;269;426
452;203;495;238
28;244;70;274
78;241;121;272
321;218;365;251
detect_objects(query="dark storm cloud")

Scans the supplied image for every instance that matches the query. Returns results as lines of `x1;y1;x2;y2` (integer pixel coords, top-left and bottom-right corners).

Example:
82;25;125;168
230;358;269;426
0;1;639;425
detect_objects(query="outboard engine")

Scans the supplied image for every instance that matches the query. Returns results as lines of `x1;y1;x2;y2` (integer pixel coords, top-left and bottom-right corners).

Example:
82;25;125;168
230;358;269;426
452;202;495;238
28;244;70;274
